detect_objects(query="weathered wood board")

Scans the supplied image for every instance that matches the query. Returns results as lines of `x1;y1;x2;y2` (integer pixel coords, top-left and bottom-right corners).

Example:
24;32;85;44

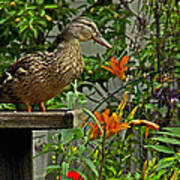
0;110;75;129
0;109;83;180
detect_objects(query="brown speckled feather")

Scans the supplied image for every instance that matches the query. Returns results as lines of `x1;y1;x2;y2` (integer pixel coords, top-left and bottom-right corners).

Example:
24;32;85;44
0;17;111;111
0;39;84;104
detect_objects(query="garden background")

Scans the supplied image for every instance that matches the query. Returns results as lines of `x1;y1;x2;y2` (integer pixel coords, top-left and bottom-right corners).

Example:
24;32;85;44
0;0;179;179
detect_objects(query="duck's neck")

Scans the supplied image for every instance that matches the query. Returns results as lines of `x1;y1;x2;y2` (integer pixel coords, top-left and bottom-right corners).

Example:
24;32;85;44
57;38;82;56
56;37;84;79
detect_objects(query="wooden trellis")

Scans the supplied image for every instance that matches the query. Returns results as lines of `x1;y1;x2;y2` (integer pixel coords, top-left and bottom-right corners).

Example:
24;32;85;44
0;110;82;180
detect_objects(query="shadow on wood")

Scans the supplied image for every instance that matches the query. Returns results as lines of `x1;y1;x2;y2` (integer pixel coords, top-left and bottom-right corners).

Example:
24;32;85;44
0;129;32;180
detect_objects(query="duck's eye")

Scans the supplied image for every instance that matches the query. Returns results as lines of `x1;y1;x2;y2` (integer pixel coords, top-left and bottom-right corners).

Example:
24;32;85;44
86;23;93;28
85;23;97;33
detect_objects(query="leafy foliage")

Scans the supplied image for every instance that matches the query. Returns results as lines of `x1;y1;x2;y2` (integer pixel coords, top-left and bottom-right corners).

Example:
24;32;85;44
0;0;179;179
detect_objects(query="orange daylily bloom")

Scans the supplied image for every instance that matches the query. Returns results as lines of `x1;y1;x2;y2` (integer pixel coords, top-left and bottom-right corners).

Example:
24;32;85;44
130;120;160;139
88;93;159;140
102;56;129;80
131;120;160;130
88;109;130;140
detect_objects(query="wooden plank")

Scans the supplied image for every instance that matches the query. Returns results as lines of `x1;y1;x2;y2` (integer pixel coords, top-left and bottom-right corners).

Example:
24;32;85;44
0;129;32;180
0;109;84;180
0;109;84;129
0;110;76;129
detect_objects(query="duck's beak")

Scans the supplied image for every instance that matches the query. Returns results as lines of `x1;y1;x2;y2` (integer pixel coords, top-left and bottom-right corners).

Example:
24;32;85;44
93;35;112;49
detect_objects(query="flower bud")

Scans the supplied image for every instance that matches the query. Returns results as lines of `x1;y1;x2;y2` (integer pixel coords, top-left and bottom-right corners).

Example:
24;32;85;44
10;1;16;7
45;15;53;22
15;18;21;23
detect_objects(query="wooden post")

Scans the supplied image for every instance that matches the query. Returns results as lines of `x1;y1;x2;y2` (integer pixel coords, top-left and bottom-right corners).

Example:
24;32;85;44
0;110;83;180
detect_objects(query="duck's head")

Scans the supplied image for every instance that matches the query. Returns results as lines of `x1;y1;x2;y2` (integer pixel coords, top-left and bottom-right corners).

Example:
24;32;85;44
62;17;112;48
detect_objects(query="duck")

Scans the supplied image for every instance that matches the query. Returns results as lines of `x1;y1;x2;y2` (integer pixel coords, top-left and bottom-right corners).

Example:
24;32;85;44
0;17;111;112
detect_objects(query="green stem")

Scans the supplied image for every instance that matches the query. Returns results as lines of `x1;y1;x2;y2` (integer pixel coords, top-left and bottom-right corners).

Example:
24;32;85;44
99;123;106;180
93;67;176;112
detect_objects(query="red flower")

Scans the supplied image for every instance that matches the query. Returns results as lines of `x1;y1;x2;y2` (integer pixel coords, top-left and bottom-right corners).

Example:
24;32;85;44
59;171;83;180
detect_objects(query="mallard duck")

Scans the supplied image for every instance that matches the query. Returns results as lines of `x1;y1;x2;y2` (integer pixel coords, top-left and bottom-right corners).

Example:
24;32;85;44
0;17;111;112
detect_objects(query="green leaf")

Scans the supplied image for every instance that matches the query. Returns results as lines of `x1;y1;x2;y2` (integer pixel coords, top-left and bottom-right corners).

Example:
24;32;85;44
28;10;35;16
108;178;120;180
40;9;45;17
37;0;44;5
162;127;180;134
78;144;86;154
148;145;175;154
17;9;25;16
26;5;36;10
66;91;76;109
61;176;71;180
150;169;167;179
60;129;75;144
19;24;29;33
82;108;103;133
151;137;180;145
60;128;83;144
157;158;174;170
87;0;94;4
158;106;168;116
0;18;7;25
37;20;47;27
145;103;154;109
73;127;84;139
32;28;38;38
44;165;60;175
155;131;180;138
62;162;69;176
106;166;117;175
81;157;99;177
44;4;59;9
33;150;54;158
43;143;55;152
44;165;60;171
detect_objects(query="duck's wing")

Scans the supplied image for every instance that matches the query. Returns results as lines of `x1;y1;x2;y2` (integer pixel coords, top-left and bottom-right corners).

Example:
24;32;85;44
0;52;53;103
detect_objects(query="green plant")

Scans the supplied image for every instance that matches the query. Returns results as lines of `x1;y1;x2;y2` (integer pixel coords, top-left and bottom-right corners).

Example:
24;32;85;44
36;127;99;180
142;127;180;180
0;0;179;179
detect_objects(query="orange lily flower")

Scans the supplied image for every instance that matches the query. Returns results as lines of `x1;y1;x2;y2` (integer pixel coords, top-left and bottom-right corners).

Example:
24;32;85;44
130;120;160;139
101;56;129;80
88;109;130;140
